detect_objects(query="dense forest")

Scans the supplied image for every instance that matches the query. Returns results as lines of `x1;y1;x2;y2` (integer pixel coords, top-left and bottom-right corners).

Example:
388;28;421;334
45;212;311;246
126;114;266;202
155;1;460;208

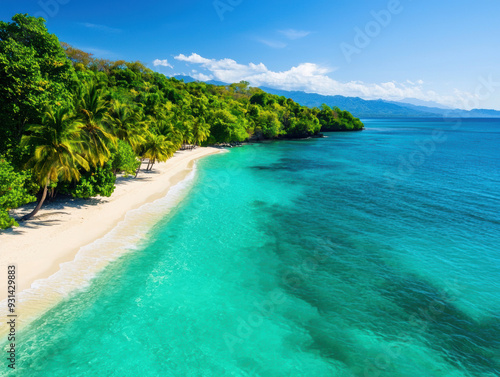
0;14;364;229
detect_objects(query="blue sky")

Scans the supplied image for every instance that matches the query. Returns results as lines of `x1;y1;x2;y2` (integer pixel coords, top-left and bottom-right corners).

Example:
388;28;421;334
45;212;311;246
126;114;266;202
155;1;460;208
2;0;500;109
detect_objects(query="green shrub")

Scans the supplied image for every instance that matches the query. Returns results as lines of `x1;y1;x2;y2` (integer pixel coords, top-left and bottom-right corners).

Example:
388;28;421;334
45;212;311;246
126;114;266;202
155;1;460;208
0;210;17;229
0;158;36;229
110;140;140;176
61;165;116;199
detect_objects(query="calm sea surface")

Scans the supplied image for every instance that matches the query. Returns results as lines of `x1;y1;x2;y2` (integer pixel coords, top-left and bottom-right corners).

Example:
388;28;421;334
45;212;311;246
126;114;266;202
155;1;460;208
8;118;500;376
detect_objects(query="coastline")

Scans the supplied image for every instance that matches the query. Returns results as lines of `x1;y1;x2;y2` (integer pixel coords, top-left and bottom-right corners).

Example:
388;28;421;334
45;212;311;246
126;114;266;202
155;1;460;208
0;147;221;333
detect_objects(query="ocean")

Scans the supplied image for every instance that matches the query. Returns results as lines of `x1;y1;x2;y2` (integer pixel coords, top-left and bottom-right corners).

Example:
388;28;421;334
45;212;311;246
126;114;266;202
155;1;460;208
7;118;500;376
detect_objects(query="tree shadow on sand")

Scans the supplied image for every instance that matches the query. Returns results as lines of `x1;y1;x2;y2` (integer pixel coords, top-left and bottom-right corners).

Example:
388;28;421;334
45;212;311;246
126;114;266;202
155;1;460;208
1;197;106;236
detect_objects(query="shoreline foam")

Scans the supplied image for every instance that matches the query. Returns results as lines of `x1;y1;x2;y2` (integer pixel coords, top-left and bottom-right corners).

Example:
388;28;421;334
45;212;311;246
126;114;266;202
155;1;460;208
0;147;221;334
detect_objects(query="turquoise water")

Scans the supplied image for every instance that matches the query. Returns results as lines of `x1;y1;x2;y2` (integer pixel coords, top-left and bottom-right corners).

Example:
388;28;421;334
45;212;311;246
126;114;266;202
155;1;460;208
7;118;500;376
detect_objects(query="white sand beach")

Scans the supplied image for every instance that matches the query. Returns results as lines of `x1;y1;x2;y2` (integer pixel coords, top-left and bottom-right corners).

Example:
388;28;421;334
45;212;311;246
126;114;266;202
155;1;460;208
0;147;221;331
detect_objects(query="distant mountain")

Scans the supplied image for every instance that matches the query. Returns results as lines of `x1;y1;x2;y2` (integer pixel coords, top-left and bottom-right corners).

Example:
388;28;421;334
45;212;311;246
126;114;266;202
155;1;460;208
172;76;500;118
172;75;197;83
384;100;453;115
393;98;451;110
384;100;500;118
259;87;437;118
261;87;500;118
173;75;227;86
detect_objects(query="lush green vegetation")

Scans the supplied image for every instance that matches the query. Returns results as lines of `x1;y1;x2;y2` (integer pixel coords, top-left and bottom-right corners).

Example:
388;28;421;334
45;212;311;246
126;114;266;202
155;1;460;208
0;14;363;228
0;159;36;228
317;104;365;131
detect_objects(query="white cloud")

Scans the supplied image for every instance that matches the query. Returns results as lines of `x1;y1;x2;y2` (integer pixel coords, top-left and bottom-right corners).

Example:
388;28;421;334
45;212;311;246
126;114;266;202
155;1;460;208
278;29;311;40
175;53;211;64
153;59;173;68
192;73;214;81
175;53;268;83
174;53;475;109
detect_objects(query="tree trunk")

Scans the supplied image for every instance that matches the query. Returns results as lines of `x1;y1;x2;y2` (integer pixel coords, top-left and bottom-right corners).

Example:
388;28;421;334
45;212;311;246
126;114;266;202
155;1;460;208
21;182;48;221
147;159;155;171
135;158;144;178
48;187;56;199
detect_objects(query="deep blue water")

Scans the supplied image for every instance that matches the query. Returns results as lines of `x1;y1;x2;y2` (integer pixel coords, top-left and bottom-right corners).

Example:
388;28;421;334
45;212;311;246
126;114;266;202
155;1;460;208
7;118;500;376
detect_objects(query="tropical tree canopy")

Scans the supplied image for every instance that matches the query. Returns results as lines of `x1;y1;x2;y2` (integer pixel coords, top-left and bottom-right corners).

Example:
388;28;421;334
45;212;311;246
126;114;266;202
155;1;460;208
20;106;89;220
0;13;363;228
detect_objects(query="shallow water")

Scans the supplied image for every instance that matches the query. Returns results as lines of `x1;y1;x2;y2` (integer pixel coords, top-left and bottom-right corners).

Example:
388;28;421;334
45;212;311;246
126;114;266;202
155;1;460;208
6;118;500;376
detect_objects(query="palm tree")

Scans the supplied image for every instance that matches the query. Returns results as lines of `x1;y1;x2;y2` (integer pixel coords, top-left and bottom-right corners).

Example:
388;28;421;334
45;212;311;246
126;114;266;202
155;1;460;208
170;105;194;150
131;113;156;178
176;118;194;150
151;115;183;151
142;134;175;171
20;106;89;221
75;81;116;167
193;117;211;147
103;101;145;149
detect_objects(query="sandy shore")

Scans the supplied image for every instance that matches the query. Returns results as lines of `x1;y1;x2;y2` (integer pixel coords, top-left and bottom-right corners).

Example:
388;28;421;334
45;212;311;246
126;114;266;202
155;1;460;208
0;147;221;331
